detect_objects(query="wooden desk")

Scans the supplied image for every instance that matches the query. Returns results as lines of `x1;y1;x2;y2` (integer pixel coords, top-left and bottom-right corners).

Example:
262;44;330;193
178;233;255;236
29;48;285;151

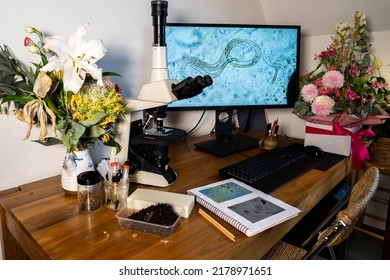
0;132;351;260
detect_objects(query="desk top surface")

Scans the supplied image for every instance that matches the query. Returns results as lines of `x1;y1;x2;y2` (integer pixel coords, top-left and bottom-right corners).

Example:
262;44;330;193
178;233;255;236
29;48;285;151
0;132;351;260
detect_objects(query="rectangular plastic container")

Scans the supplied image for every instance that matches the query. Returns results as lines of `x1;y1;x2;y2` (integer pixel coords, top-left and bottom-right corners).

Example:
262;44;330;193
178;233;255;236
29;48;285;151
115;198;182;236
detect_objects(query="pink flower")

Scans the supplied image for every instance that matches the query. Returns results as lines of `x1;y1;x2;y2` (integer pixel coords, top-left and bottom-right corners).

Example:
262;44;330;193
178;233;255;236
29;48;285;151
301;84;318;102
346;87;359;101
311;95;335;116
322;70;344;88
348;63;361;77
372;81;388;89
365;66;373;75
24;37;34;47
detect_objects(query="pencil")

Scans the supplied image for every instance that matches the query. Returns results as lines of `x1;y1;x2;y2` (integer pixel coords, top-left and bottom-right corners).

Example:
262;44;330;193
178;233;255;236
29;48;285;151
198;208;236;242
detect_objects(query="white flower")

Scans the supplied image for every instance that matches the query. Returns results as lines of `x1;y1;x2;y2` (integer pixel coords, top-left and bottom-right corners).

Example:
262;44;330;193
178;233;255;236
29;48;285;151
40;24;107;93
25;25;35;33
28;45;39;54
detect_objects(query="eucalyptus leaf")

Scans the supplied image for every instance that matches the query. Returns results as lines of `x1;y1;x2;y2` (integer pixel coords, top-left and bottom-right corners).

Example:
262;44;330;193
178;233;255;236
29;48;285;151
84;124;106;138
32;137;63;146
57;118;72;131
103;71;122;77
298;107;309;116
80;111;106;127
361;54;371;68
71;122;87;140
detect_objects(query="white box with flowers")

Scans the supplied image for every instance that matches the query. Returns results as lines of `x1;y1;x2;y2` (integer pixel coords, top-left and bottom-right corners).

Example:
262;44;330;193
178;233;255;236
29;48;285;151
304;122;360;156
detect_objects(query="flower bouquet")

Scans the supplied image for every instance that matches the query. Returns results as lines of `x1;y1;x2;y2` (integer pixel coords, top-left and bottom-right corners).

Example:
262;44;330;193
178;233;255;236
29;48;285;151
293;12;390;168
0;24;129;191
0;24;129;153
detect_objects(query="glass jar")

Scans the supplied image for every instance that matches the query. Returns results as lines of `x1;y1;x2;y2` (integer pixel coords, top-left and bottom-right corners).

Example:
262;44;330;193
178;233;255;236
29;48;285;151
77;171;103;212
104;177;129;210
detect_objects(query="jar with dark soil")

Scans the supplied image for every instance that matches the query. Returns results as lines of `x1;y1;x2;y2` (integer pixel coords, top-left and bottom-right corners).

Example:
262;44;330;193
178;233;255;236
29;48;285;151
77;171;103;212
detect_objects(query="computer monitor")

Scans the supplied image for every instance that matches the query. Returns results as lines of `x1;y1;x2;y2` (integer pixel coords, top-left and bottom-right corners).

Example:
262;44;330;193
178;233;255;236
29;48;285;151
166;23;301;156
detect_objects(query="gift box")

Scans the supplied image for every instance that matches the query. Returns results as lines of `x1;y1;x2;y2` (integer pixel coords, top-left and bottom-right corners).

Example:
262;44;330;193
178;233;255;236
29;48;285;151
304;122;360;156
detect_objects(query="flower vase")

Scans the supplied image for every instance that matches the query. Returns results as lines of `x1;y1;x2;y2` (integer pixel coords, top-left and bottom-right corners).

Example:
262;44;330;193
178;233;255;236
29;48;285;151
61;149;95;194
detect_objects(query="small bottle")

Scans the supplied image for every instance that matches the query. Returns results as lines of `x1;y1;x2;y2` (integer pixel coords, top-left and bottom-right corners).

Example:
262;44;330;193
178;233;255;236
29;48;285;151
110;161;120;177
122;163;130;183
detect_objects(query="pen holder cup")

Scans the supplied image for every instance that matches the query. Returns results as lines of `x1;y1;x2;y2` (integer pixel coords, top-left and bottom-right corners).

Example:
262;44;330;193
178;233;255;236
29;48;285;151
259;135;278;150
104;180;129;210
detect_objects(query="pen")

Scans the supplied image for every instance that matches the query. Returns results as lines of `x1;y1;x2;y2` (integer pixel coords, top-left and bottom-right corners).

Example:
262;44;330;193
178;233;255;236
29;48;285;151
198;208;236;242
274;125;279;136
266;123;271;136
270;118;278;136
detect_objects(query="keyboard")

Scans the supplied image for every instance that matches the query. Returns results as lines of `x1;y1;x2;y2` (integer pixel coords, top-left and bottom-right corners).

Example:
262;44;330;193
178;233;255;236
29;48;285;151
219;143;322;194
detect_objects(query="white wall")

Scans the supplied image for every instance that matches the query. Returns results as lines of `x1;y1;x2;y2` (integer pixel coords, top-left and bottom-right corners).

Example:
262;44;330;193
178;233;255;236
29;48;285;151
1;0;390;260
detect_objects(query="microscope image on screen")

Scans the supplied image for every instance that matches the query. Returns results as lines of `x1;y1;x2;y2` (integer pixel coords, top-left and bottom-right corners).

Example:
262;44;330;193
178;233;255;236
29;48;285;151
166;24;299;109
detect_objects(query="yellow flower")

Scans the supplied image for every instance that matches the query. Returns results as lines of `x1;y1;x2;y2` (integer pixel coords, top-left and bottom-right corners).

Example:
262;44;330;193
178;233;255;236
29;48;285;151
373;56;383;70
99;115;116;128
101;132;110;143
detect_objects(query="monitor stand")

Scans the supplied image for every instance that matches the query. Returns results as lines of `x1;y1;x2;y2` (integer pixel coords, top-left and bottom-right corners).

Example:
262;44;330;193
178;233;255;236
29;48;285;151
194;109;259;156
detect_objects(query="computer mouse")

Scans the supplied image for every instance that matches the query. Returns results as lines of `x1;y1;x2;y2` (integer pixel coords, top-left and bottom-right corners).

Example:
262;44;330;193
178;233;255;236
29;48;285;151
304;145;324;157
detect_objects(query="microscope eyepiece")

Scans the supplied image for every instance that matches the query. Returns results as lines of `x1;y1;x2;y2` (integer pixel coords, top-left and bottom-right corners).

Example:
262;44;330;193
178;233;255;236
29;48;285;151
151;0;168;46
171;75;213;100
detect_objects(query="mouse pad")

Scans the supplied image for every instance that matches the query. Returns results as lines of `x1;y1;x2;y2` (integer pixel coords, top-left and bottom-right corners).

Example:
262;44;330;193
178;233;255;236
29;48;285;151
314;152;347;171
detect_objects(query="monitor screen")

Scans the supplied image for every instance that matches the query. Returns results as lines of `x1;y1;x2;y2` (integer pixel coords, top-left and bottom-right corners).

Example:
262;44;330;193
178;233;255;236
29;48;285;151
166;23;301;110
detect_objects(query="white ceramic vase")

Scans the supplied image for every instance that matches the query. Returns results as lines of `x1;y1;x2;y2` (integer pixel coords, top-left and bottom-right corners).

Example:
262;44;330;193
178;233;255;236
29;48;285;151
61;149;95;193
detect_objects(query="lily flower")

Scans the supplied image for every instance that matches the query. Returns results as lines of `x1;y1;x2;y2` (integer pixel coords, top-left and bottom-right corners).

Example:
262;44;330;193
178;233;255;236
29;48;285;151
40;24;107;93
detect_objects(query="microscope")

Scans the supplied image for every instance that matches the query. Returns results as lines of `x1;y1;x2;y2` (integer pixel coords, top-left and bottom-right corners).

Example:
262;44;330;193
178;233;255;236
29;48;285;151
127;0;212;187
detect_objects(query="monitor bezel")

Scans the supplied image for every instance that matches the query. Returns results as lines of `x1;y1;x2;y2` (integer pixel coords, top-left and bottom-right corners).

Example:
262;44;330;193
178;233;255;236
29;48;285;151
165;22;301;111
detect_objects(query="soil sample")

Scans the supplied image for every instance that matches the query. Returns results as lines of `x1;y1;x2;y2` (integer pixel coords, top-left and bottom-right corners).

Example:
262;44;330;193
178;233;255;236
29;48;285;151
128;203;178;226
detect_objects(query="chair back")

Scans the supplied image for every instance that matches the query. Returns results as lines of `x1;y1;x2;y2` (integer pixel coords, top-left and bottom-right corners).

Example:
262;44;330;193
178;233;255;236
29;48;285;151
329;166;380;246
302;166;380;259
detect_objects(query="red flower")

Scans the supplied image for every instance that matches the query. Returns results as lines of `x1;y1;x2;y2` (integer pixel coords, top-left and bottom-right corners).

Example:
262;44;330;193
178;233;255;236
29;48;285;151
24;37;34;47
318;87;330;95
314;78;322;87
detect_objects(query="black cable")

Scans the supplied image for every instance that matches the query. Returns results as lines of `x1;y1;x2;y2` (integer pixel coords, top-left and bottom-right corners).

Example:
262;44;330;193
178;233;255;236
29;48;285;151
184;110;207;141
242;109;252;132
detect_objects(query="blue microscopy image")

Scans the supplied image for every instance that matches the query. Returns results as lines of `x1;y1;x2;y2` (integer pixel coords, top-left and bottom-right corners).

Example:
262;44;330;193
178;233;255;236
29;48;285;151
166;25;299;108
199;181;252;204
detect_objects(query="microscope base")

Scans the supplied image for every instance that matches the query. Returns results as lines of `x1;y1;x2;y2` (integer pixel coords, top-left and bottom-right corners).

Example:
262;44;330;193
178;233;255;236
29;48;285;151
127;128;186;187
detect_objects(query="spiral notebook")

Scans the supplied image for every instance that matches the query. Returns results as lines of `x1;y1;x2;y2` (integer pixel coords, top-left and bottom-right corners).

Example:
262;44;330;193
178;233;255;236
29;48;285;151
187;178;300;237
